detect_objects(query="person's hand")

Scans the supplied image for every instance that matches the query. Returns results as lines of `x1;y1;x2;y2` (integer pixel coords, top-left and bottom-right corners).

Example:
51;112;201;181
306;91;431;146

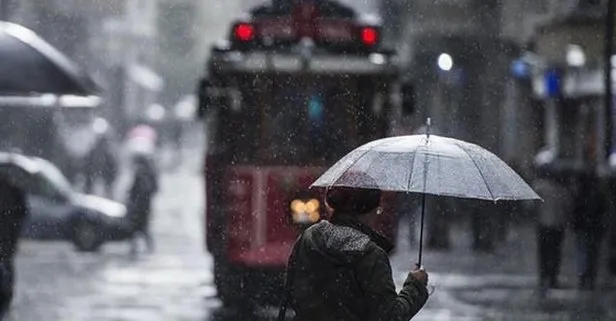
411;267;428;286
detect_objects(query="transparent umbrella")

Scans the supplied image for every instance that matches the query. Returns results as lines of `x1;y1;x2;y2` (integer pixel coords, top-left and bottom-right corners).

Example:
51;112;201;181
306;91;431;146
311;119;541;266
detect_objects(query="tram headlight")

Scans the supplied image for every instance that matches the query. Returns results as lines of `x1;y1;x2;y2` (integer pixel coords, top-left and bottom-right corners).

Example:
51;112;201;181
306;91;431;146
290;198;320;224
305;199;319;213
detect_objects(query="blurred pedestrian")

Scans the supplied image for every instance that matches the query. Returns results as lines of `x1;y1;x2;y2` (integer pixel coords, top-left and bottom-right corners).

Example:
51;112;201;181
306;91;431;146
572;171;608;290
607;176;616;282
278;177;429;321
84;127;117;197
0;178;28;317
532;169;572;291
85;118;117;197
126;123;158;157
427;197;452;250
56;111;98;188
609;227;616;280
394;193;419;246
127;154;158;254
470;200;496;253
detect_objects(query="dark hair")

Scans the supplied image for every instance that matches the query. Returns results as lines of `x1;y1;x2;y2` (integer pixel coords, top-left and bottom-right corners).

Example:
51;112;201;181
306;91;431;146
326;187;381;215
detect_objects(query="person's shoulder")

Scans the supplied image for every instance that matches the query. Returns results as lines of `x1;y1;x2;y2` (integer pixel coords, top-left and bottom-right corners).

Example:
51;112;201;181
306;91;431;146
305;220;373;254
361;240;388;260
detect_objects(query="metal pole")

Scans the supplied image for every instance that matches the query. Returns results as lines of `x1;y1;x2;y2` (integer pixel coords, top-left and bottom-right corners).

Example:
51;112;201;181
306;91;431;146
0;0;7;20
546;98;560;156
417;118;431;268
605;0;614;162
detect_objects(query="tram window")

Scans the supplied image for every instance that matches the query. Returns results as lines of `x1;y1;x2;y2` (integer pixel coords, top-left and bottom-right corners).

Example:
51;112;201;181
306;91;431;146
214;77;389;166
257;82;358;165
268;87;306;161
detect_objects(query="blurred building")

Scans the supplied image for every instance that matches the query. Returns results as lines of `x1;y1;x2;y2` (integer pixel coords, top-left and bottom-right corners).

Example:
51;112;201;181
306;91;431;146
392;0;565;249
512;0;611;174
2;0;227;133
393;0;604;177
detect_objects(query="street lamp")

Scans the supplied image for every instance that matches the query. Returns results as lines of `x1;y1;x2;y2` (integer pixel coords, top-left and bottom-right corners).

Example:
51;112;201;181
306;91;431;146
437;53;453;71
566;44;586;67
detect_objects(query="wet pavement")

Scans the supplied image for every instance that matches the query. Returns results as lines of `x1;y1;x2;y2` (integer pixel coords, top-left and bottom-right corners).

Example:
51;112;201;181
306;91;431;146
5;138;616;320
392;216;616;321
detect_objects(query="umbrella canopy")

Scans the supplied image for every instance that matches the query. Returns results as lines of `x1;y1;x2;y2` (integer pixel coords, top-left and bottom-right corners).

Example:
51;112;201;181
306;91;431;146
311;134;540;202
0;21;98;96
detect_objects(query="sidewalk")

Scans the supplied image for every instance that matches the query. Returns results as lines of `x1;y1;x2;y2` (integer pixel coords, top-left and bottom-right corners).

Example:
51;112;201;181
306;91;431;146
391;219;616;320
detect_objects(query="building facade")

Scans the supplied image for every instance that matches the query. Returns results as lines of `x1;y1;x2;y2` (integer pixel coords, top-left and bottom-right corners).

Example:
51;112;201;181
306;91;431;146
2;0;226;131
517;0;612;174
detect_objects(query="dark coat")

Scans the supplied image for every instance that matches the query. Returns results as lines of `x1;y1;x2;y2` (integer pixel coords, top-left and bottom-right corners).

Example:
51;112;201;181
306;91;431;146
288;215;428;321
86;136;117;181
0;180;27;262
0;179;27;313
128;160;158;231
572;173;608;232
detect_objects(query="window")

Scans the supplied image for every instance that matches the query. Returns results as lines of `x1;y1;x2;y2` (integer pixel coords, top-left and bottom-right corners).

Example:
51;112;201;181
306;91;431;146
212;75;388;166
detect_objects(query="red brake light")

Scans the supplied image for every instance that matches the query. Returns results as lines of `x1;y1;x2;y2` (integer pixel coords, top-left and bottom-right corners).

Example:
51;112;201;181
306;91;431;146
361;27;378;46
234;23;255;42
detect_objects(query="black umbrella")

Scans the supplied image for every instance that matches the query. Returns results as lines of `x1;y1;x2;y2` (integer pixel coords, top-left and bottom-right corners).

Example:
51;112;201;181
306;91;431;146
0;21;99;96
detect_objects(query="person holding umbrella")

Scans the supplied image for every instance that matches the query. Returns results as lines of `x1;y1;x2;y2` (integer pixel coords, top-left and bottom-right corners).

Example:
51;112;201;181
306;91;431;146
278;177;429;321
281;119;541;320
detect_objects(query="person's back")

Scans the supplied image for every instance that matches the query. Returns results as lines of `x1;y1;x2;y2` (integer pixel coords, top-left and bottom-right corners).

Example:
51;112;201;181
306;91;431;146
286;185;428;321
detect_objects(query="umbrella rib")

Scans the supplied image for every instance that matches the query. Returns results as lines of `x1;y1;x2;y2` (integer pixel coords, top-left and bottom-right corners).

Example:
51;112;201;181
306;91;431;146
330;145;381;188
406;148;419;192
456;143;495;200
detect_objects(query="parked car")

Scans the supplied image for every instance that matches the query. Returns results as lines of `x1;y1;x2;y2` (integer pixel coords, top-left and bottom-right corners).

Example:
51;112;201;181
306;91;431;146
0;152;130;251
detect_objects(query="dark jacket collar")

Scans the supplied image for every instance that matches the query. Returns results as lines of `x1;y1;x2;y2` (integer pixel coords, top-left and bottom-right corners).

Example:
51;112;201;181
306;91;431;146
330;214;394;254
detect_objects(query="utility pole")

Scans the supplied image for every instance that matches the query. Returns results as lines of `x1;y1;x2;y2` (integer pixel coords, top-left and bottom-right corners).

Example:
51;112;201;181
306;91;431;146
0;0;9;21
604;0;616;279
605;0;614;162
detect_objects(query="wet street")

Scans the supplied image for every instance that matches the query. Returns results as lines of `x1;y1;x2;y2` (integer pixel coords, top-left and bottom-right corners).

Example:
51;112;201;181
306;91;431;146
3;141;615;321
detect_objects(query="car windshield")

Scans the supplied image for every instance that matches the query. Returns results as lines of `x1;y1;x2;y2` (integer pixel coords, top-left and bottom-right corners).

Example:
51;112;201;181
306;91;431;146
32;158;74;198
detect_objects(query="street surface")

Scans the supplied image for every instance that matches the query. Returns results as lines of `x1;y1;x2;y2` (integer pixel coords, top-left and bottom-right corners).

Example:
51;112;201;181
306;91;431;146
4;132;616;321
